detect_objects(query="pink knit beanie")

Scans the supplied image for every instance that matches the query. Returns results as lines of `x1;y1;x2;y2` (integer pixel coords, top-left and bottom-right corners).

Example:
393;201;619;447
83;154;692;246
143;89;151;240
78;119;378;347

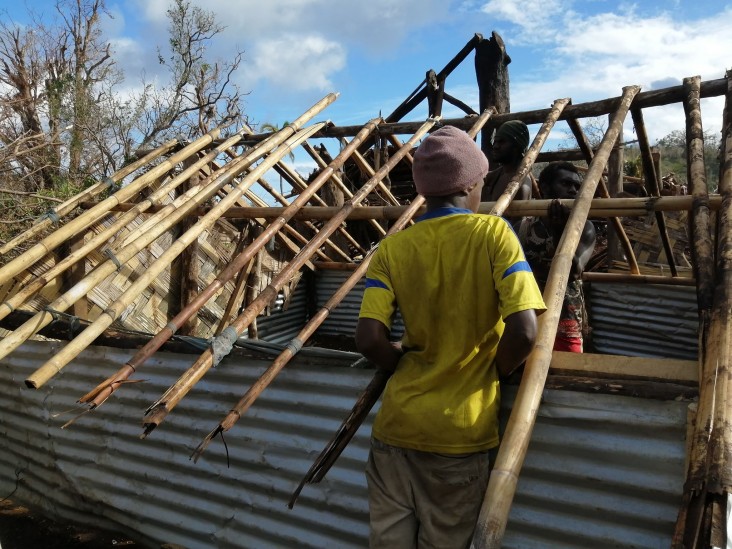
412;126;490;197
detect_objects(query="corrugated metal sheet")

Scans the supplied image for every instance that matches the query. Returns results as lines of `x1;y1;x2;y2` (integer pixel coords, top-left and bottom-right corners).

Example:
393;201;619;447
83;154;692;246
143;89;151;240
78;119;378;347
587;282;699;360
313;270;404;339
0;341;689;548
256;285;308;345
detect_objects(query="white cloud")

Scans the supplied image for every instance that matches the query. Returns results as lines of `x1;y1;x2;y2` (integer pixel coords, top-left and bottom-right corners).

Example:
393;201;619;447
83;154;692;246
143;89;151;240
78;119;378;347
243;34;346;92
479;0;568;44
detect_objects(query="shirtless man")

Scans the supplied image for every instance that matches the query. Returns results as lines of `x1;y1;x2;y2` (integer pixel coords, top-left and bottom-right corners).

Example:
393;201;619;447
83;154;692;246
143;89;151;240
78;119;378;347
481;121;533;224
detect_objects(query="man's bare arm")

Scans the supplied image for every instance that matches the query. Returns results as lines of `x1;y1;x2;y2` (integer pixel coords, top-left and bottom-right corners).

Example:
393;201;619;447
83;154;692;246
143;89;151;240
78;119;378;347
355;318;403;373
495;309;539;378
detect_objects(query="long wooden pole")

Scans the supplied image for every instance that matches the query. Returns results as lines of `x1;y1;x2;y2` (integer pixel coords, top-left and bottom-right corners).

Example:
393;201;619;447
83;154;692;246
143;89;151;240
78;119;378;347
0;139;179;255
566;117;641;275
25;121;330;389
140;117;438;436
630;107;678;276
0;130;251;323
272;77;726;140
491;97;570;215
94;194;723;221
79;116;381;408
673;73;729;548
0;130;223;287
473;85;641;548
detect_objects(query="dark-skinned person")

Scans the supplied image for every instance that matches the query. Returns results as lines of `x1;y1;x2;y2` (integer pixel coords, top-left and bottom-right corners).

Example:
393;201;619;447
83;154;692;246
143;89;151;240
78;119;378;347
481;120;533;229
518;161;596;353
355;125;546;549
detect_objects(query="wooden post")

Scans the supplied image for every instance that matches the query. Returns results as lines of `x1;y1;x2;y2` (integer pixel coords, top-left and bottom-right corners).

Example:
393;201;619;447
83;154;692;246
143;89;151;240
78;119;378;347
567;117;640;274
630;107;679;276
473;86;641;548
606;111;625;265
475;31;511;158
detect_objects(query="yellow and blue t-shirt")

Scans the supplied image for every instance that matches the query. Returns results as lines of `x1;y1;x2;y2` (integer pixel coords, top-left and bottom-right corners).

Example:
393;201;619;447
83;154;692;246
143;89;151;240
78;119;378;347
359;207;546;454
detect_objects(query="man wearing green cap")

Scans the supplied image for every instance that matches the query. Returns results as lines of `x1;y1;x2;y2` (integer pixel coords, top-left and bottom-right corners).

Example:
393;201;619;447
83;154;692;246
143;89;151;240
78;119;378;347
481;120;533;228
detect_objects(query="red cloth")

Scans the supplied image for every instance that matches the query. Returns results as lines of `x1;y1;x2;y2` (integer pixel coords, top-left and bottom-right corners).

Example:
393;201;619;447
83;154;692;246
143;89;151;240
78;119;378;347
553;334;583;353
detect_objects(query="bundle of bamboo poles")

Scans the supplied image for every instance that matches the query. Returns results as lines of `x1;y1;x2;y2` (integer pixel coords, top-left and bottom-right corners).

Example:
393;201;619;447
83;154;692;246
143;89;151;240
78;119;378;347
138;116;439;437
0;93;339;390
79;114;382;409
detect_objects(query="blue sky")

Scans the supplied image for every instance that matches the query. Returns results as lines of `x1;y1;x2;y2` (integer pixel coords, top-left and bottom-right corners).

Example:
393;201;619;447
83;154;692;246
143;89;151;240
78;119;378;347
2;0;731;161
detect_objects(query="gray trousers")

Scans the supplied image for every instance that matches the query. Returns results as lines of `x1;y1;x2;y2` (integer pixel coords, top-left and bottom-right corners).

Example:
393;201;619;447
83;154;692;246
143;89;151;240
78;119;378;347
365;438;494;549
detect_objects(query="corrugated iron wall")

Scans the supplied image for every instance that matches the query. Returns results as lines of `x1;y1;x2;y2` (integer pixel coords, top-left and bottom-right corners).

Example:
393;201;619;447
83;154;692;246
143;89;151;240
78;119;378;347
587;282;699;360
313;271;700;361
313;270;404;340
0;341;687;548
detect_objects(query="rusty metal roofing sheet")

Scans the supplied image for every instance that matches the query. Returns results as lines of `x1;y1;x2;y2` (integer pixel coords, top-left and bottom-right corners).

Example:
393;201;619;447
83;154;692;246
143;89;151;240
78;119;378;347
0;341;689;548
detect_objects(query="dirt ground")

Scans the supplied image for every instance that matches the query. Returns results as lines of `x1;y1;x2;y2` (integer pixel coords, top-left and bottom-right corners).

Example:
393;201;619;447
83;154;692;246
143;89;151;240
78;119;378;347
0;498;140;548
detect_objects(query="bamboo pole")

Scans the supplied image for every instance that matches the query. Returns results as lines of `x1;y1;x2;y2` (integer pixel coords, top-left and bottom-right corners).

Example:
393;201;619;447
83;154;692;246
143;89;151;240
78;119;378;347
473;85;641;548
684;76;716;319
0;130;226;287
630;107;678;276
25;120;330;389
140;117;438;436
0;129;252;324
490;97;571;216
93;193;723;221
566;117;641;275
79;116;381;408
191;197;426;463
0;139;179;255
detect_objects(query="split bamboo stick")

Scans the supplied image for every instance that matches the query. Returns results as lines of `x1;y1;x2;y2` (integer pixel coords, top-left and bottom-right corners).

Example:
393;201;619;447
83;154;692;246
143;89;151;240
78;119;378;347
0;139;179;255
566;117;640;275
629;108;678;276
140;117;437;436
473;85;641;548
0;130;251;323
490;97;570;216
191;196;426;463
25;120;330;389
0;129;224;287
79;116;381;409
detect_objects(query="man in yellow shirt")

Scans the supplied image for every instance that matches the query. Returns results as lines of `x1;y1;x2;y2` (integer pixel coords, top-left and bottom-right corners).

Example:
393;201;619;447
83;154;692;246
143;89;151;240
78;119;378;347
356;125;546;548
